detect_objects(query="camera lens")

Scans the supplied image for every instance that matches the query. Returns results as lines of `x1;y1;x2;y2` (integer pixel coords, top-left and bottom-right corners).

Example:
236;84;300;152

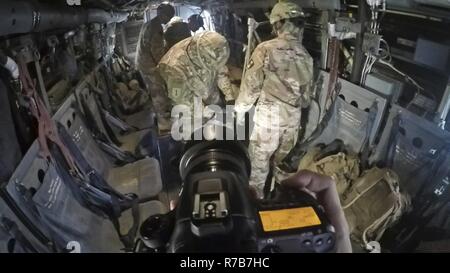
179;140;251;181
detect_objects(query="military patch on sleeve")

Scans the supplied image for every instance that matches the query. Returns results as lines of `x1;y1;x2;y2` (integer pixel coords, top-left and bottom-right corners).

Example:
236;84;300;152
173;88;181;98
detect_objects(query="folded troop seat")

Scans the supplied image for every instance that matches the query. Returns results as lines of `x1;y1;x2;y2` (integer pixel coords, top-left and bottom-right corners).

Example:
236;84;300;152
76;86;158;159
56;102;163;202
5;141;167;252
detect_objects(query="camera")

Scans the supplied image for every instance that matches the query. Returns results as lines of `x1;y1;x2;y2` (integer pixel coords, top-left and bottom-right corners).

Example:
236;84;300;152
139;125;336;253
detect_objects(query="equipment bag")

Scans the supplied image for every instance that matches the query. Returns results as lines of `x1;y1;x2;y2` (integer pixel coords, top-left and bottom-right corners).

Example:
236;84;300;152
113;81;150;114
341;167;410;250
297;142;411;252
298;144;360;196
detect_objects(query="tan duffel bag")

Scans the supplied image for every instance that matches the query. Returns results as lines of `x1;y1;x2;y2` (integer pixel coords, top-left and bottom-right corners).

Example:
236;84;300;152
341;167;411;251
298;147;360;196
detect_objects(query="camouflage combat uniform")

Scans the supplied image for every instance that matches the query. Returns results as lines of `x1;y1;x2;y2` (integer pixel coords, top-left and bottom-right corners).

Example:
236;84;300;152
158;31;237;115
135;17;171;116
236;22;313;198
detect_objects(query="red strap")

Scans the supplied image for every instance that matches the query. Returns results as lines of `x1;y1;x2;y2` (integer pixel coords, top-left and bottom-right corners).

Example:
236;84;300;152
17;57;77;172
325;38;341;109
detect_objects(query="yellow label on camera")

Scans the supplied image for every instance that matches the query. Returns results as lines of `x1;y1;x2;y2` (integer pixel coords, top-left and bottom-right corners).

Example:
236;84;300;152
259;207;321;232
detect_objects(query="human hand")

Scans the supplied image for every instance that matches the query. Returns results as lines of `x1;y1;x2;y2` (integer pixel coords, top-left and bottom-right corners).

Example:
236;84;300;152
282;170;352;253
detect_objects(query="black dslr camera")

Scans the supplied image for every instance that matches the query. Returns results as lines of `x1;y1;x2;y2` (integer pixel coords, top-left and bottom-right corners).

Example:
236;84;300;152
139;129;336;253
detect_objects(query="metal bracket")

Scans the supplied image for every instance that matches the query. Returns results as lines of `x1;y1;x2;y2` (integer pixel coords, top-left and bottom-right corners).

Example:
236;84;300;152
11;35;37;63
366;0;383;6
362;33;382;55
66;0;81;6
10;37;50;113
328;17;361;40
336;17;362;34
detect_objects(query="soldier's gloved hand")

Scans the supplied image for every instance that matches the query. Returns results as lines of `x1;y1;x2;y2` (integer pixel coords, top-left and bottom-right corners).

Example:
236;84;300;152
282;170;352;253
231;84;240;99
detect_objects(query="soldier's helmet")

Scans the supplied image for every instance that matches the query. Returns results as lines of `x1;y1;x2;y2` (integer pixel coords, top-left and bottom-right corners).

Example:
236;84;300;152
192;31;230;69
166;16;184;28
188;14;205;32
269;0;306;25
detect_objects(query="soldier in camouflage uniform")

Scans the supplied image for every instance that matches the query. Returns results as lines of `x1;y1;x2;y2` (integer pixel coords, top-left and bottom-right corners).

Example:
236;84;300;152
158;31;238;117
135;3;175;121
235;1;314;198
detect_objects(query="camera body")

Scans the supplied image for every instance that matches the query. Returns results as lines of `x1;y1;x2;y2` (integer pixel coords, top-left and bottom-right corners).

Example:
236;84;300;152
256;184;335;253
140;139;336;253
